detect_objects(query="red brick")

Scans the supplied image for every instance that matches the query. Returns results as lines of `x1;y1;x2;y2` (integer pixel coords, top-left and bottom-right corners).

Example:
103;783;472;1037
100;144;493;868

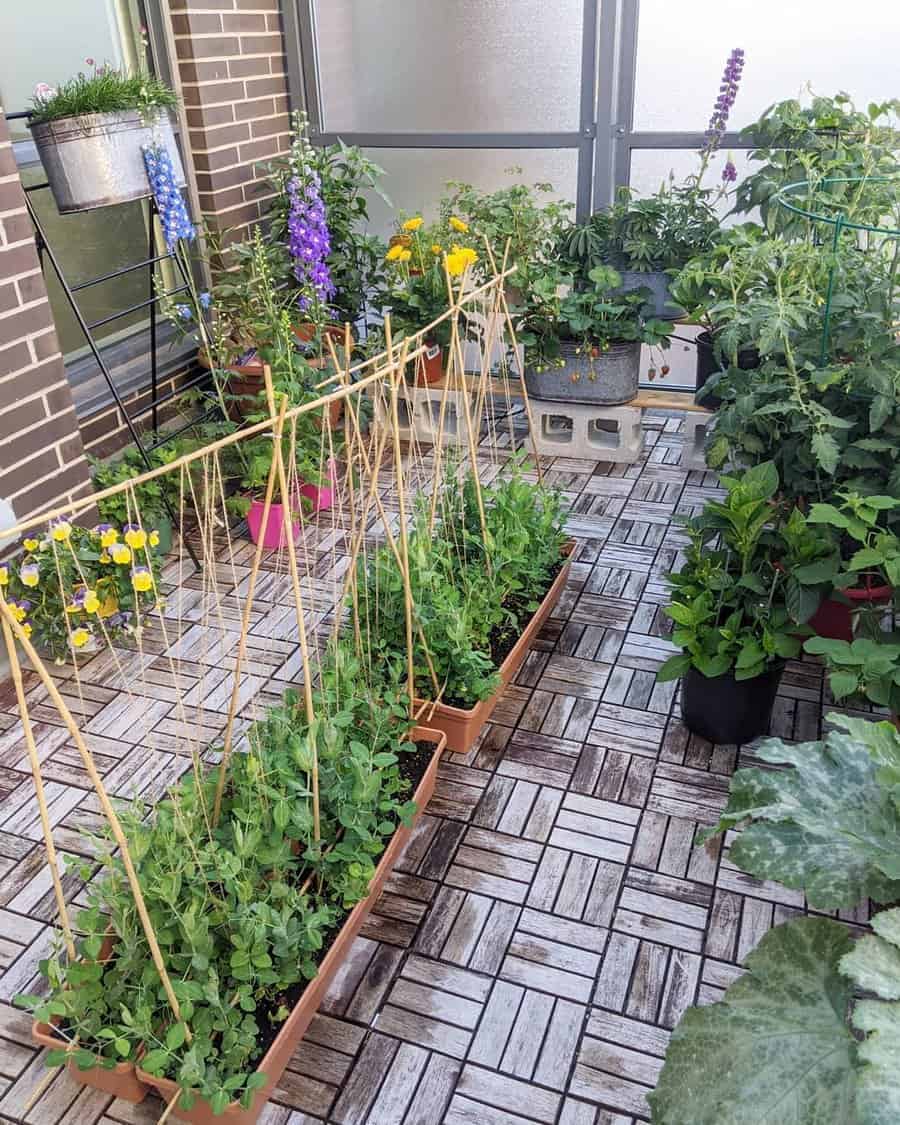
250;115;287;139
182;80;245;107
0;211;34;246
171;11;223;34
228;56;271;79
4;448;60;499
16;272;48;304
221;11;267;31
185;104;235;130
189;122;251;151
182;35;240;60
0;396;46;435
32;330;61;363
0;340;30;377
0;281;18;314
238;135;285;163
194;164;256;193
175;58;231;83
239;34;283;54
234;96;274;121
244;75;287;99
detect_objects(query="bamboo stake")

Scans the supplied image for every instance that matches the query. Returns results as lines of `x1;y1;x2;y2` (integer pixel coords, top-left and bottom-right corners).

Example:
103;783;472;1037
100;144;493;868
383;319;418;714
0;601;191;1039
0;609;77;960
212;392;289;826
262;367;320;842
157;1091;181;1125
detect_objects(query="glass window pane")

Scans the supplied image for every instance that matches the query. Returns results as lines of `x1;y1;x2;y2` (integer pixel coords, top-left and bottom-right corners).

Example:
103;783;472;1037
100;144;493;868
314;0;584;132
634;0;900;131
628;148;755;224
360;149;578;238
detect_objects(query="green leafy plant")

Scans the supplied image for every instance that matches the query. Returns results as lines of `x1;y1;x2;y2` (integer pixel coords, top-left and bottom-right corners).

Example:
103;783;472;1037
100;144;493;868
650;716;900;1125
29;60;177;125
806;491;900;587
657;463;829;683
805;634;900;714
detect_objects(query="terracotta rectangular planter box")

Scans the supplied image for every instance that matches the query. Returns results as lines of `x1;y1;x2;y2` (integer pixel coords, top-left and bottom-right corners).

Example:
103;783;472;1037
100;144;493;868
415;541;575;753
135;725;447;1124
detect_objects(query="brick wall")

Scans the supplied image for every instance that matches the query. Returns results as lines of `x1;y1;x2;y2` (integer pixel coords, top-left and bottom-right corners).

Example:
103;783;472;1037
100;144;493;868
170;0;293;238
0;111;93;537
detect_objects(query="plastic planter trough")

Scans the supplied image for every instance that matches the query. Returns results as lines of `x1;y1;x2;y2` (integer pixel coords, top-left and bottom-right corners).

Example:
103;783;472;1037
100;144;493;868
135;726;447;1125
415;542;575;753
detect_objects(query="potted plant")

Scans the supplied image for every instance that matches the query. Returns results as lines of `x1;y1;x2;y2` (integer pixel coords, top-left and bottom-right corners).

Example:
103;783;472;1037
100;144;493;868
91;449;180;556
440;176;572;308
28;53;182;214
657;462;829;744
379;215;479;384
266;111;390;332
23;650;447;1123
0;520;162;663
521;263;672;405
356;461;571;752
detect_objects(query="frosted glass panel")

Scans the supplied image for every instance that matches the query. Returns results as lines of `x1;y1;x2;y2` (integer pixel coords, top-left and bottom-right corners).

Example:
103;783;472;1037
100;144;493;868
634;0;900;131
629;149;754;223
361;149;578;238
314;0;584;132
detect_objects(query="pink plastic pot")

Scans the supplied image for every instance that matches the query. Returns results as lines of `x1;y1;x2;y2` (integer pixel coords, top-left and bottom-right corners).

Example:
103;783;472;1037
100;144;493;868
298;459;337;514
246;500;300;549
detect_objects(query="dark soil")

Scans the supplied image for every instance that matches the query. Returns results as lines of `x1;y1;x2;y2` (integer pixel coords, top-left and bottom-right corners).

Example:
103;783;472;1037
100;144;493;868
248;737;438;1067
443;560;563;710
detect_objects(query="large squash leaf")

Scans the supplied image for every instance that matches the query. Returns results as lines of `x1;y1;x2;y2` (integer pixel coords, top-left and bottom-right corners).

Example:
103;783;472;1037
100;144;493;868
649;917;857;1124
700;715;900;909
840;908;900;1125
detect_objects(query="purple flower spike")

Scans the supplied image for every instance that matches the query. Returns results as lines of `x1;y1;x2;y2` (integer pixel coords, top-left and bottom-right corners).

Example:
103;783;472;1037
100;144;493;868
702;48;745;160
721;159;737;183
286;163;335;310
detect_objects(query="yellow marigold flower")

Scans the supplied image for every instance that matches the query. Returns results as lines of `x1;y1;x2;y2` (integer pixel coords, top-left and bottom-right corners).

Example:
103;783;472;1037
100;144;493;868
149;530;160;548
449;216;469;233
398;249;412;262
131;567;153;593
71;627;91;649
110;544;132;566
431;244;442;255
23;538;39;552
386;244;404;262
402;216;424;231
50;520;71;543
83;590;100;614
124;526;147;551
100;528;118;548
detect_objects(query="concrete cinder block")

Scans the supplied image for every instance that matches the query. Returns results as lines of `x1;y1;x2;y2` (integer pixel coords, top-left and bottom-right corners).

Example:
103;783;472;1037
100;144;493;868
526;400;644;463
373;384;478;447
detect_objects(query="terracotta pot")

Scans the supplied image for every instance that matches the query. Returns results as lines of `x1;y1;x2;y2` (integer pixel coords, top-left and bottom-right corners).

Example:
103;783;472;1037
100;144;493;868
136;727;446;1125
415;542;575;753
246;499;300;548
33;1021;149;1103
294;323;346;348
415;343;444;386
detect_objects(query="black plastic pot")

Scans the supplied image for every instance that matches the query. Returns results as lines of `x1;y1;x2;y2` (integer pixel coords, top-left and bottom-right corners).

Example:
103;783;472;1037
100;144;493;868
695;331;760;410
681;663;784;744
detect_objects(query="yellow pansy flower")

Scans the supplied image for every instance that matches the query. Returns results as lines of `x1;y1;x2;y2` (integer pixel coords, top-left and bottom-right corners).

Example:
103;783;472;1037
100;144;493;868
386;244;404;262
23;538;39;552
19;563;39;588
71;627;91;649
10;603;27;623
149;530;160;548
21;622;32;640
449;216;469;233
402;216;424;231
110;544;132;566
100;528;118;548
131;567;153;593
83;590;100;614
99;551;111;564
0;564;8;586
50;520;72;543
124;526;147;551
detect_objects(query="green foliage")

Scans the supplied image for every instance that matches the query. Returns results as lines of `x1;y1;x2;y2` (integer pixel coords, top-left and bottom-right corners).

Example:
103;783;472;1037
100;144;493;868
700;714;900;909
266;111;391;325
656;463;830;683
734;92;900;235
356;460;567;707
29;64;177;125
649;917;858;1125
806;491;900;586
20;659;423;1114
805;636;900;713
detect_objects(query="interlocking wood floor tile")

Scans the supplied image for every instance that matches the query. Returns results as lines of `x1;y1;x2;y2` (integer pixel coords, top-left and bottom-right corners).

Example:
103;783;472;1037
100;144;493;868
0;436;862;1123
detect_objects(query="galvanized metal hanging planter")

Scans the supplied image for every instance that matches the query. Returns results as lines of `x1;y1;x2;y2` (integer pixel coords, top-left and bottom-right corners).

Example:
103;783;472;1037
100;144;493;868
29;110;185;214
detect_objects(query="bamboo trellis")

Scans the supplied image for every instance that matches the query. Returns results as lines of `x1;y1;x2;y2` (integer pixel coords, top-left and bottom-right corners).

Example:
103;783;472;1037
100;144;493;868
0;259;545;1120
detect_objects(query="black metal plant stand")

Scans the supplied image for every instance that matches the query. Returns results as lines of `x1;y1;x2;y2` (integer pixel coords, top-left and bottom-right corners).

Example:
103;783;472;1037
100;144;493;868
8;110;218;569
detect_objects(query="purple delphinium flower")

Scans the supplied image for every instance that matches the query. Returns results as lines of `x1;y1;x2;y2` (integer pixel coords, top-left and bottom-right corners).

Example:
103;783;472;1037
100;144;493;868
199;291;212;310
287;170;335;312
142;144;195;251
702;48;745;159
721;158;738;183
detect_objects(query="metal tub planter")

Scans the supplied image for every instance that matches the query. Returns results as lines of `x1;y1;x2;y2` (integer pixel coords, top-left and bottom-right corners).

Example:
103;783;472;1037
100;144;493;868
29;111;185;213
524;340;641;406
612;269;683;320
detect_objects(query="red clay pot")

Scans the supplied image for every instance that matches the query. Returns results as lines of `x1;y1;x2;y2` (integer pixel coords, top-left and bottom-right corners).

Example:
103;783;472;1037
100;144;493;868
136;727;447;1125
415;542;575;753
415;343;444;386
